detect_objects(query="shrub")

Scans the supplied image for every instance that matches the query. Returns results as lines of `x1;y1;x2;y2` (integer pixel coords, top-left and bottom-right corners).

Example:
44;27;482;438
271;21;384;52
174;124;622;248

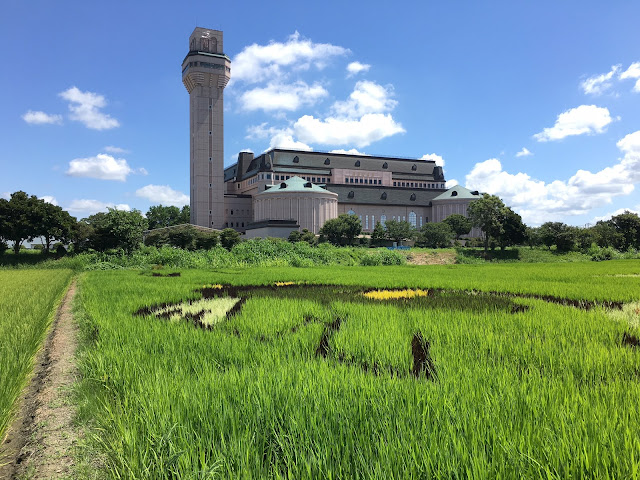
195;230;219;250
220;228;241;251
55;244;67;256
0;240;7;255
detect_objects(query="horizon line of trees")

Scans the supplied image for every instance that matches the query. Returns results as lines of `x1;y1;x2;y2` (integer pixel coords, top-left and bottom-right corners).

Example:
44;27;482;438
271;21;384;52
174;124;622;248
1;190;639;256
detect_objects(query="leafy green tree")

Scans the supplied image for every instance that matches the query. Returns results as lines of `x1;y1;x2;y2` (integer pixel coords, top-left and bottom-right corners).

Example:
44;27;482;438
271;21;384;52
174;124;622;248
591;221;622;249
525;226;542;249
167;225;197;249
497;207;526;249
610;211;640;250
467;194;506;251
146;205;190;230
71;220;94;253
40;201;75;253
194;229;219;249
384;219;414;244
419;222;453;248
539;222;576;252
443;214;472;240
319;214;362;246
86;208;148;253
371;221;386;247
0;191;44;254
575;227;595;252
220;228;241;250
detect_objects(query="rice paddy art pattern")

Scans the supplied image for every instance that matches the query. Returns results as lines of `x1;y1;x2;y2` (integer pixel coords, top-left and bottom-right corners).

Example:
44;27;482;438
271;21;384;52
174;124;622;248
76;265;640;479
133;283;555;382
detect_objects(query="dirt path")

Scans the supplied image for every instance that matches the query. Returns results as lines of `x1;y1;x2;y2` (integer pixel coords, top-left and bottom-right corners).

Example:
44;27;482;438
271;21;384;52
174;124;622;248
0;280;79;480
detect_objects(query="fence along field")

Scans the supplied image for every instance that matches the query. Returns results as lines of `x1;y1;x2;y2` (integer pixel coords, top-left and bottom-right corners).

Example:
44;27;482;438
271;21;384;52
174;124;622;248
0;269;73;442
74;262;640;479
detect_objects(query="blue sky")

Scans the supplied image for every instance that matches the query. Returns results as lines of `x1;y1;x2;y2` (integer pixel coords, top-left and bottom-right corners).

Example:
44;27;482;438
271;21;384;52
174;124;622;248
1;0;639;225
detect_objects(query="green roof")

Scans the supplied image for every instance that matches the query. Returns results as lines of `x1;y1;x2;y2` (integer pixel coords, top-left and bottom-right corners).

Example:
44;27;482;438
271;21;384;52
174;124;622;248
432;185;481;201
257;176;337;195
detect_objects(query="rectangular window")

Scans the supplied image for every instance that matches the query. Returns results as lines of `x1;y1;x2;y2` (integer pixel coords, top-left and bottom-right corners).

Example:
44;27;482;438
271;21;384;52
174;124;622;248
267;174;271;179
365;215;369;230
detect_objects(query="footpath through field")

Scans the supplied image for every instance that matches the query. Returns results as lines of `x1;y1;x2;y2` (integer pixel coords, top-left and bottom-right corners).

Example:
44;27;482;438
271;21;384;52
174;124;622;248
0;280;79;480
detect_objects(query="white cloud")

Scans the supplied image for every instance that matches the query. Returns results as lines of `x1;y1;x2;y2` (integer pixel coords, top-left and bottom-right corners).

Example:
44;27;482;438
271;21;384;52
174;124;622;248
59;87;119;130
592;206;640;224
533;105;614;142
239;81;328;112
22;110;63;125
465;130;640;225
239;148;254;153
67;199;130;215
66;154;133;181
135;185;189;207
1;192;11;200
231;32;349;84
293;113;404;148
516;147;533;157
268;132;313;151
581;65;621;95
330;148;367;155
332;81;397;118
104;145;129;154
420;153;444;167
346;61;371;77
39;196;58;206
619;62;640;92
445;179;459;189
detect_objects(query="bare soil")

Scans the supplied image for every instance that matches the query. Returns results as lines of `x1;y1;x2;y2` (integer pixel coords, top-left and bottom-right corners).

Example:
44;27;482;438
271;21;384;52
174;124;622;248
406;251;456;265
0;281;79;480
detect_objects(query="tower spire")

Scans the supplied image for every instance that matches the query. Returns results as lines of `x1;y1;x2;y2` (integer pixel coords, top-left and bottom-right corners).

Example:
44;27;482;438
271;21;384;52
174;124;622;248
182;28;231;228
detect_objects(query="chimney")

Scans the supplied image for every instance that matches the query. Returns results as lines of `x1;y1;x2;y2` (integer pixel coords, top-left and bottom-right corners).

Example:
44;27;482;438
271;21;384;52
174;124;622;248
237;151;254;180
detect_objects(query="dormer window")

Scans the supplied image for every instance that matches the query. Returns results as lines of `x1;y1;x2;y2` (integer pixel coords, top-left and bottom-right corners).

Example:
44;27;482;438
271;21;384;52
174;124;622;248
280;182;287;189
324;158;330;165
451;191;458;197
410;193;416;201
382;162;388;169
355;160;361;167
381;192;387;200
412;164;417;171
293;156;299;163
348;191;355;198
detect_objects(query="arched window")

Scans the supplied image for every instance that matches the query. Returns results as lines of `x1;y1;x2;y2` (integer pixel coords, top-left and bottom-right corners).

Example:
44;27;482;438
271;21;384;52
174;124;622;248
347;209;356;216
210;37;218;52
293;155;299;163
380;215;386;227
202;38;209;51
409;211;417;227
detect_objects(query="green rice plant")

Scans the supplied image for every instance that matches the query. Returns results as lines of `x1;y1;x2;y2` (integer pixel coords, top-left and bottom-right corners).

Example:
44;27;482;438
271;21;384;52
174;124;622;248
0;269;73;441
73;267;640;478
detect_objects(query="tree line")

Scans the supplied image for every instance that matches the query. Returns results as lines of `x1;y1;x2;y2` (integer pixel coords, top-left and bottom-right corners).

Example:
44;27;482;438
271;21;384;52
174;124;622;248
317;194;640;254
1;190;638;255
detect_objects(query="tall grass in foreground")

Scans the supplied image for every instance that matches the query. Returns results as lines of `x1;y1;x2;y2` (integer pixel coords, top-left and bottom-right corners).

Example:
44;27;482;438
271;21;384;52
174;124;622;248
75;268;640;478
0;269;73;440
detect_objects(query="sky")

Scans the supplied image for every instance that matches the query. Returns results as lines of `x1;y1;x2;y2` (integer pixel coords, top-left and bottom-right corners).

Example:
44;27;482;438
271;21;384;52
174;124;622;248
1;0;639;226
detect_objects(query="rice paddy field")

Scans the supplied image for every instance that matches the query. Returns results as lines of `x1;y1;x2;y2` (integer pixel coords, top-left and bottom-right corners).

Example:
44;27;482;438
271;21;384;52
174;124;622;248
74;260;640;479
0;269;73;441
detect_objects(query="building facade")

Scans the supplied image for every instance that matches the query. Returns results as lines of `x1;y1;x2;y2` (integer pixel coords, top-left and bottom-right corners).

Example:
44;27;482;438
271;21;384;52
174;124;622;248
184;27;481;237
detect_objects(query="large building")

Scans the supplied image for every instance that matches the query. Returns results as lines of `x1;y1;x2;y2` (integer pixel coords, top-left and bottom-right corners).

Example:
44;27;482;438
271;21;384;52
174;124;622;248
183;27;481;237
